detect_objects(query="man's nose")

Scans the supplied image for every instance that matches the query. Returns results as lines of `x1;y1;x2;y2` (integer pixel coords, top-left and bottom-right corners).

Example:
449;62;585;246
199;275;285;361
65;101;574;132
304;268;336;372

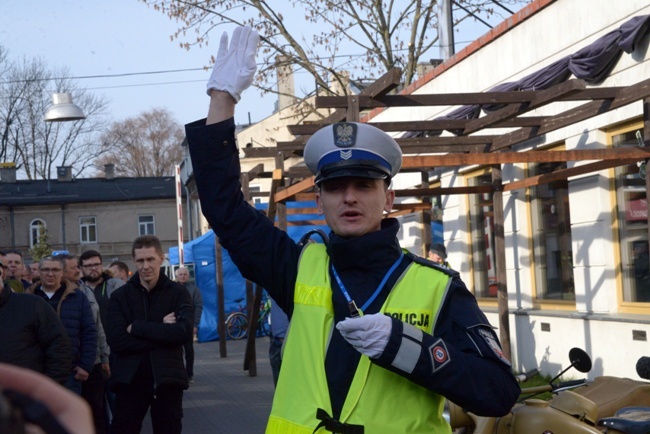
342;186;358;203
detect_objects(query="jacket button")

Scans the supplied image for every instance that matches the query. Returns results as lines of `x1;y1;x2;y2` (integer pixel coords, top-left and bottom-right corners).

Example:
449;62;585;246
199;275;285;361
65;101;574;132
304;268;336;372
223;140;228;147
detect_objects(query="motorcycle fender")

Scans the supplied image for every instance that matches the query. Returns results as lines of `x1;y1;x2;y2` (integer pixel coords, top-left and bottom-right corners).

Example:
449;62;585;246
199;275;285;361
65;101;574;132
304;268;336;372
509;400;602;433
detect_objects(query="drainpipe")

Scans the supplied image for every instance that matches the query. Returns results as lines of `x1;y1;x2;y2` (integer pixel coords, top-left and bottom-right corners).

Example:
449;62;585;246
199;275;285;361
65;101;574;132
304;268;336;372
185;185;193;240
9;206;15;248
61;204;67;249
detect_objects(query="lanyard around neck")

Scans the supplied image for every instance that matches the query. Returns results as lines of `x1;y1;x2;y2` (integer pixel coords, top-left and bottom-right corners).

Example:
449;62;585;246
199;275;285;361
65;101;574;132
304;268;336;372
330;252;404;318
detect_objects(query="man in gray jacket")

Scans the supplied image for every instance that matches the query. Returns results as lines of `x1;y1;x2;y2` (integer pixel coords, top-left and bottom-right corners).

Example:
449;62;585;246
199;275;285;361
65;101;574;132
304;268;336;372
175;266;203;381
79;250;125;332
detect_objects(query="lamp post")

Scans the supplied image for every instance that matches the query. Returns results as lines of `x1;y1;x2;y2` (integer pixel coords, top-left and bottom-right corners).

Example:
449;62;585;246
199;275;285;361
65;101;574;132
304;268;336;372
44;92;86;122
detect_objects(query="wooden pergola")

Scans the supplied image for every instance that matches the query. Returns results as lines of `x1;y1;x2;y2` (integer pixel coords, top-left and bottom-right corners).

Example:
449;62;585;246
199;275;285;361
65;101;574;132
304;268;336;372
231;67;650;373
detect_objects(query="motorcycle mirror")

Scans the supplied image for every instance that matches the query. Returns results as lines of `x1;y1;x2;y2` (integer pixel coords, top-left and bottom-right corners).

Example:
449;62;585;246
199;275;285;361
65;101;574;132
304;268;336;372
550;347;592;386
569;347;592;373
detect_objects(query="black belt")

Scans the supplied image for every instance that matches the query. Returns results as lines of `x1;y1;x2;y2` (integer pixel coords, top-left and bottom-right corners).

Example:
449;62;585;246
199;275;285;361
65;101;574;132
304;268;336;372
313;408;364;434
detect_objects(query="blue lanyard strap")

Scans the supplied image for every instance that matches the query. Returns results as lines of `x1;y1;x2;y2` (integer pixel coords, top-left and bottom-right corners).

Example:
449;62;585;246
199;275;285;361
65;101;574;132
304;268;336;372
331;252;404;317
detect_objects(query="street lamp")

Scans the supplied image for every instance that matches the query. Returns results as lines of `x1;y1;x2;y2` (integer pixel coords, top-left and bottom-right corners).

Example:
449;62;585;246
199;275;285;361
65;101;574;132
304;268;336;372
44;92;86;122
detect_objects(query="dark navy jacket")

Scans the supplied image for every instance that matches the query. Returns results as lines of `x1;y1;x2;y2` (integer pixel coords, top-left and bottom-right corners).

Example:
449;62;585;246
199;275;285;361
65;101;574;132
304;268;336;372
29;282;97;374
186;118;520;418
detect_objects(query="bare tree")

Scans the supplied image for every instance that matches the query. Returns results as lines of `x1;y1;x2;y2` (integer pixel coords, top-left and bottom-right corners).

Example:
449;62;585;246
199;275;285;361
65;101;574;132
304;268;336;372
141;0;529;98
0;51;109;180
94;108;184;177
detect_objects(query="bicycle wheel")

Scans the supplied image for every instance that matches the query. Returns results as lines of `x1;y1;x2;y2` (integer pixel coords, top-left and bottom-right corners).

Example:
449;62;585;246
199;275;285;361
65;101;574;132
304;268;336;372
226;312;248;340
258;309;271;337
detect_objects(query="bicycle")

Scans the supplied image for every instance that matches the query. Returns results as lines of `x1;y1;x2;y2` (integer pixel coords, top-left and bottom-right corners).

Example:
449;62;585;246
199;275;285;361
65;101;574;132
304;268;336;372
225;298;271;340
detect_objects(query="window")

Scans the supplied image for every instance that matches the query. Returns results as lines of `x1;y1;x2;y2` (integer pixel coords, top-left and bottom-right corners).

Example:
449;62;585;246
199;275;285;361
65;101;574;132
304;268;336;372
613;126;649;303
80;216;97;243
250;185;263;205
529;157;574;301
139;215;155;236
467;172;497;298
30;219;46;249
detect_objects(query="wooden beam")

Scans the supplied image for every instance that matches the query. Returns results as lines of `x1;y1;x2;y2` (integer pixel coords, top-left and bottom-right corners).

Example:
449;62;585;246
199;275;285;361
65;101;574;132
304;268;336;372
503;158;640;191
391;202;432;211
278;135;496;152
273;176;316;203
314;86;622;109
286;207;319;214
402;147;650;168
394;185;493;197
246;163;265;181
243;147;297;159
295;193;317;201
463;80;585;135
266;168;283;223
287;118;553;136
493;77;650;150
347;94;360;122
317;67;402;125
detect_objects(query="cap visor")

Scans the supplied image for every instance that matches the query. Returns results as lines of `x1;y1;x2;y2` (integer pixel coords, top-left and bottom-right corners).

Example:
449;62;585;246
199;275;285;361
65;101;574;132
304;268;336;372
315;167;388;184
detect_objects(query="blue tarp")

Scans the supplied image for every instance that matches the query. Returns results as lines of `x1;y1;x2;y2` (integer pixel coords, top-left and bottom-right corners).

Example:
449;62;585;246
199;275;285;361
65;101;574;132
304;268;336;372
169;201;328;342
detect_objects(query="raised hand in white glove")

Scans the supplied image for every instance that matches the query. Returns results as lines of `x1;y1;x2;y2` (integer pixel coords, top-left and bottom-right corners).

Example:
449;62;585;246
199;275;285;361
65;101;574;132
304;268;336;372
206;25;260;102
336;313;392;359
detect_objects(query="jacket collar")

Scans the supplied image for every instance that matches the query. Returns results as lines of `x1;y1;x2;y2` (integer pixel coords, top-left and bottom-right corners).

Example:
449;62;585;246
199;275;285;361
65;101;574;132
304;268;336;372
327;218;402;273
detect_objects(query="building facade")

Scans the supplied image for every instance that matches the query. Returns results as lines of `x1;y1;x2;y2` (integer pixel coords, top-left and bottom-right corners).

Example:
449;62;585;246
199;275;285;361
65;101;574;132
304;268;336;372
0;164;184;270
368;0;650;378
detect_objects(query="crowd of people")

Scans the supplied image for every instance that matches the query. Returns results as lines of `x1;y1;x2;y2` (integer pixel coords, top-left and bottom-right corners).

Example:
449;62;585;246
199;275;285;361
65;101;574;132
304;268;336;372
0;236;203;434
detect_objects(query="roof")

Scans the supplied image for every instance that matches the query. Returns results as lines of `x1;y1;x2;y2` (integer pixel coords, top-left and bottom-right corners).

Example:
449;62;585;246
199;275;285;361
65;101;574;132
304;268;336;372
0;177;181;207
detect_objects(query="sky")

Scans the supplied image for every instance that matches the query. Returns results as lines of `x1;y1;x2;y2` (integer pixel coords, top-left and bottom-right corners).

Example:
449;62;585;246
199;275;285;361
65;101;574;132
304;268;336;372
1;0;529;128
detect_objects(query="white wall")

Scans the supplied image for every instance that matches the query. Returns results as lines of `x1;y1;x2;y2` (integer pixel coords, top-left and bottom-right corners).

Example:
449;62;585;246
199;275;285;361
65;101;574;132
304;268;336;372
371;0;650;378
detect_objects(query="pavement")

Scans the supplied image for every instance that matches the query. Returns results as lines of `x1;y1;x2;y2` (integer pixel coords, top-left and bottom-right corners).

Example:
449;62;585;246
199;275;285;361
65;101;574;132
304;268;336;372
141;336;275;433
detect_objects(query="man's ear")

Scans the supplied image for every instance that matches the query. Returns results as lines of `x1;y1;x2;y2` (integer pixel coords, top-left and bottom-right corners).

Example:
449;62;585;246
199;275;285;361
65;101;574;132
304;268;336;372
384;189;395;213
315;191;324;214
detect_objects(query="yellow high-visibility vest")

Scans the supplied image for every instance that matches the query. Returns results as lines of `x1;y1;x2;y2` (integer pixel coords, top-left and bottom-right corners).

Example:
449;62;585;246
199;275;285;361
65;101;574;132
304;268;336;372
266;243;452;434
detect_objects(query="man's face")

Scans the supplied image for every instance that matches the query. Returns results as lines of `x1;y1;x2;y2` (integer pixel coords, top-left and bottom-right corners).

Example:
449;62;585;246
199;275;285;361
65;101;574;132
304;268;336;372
5;253;23;279
316;177;394;238
175;268;189;283
134;247;163;287
428;252;444;264
109;265;128;281
30;262;40;279
80;256;103;283
39;260;64;291
64;258;81;282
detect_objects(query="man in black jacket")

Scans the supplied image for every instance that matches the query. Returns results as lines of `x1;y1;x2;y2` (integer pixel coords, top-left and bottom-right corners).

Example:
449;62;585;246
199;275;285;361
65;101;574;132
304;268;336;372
0;255;71;385
107;235;193;434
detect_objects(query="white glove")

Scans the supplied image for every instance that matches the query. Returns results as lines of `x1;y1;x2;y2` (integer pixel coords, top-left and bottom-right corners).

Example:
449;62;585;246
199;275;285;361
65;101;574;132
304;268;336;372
336;313;392;359
206;25;260;102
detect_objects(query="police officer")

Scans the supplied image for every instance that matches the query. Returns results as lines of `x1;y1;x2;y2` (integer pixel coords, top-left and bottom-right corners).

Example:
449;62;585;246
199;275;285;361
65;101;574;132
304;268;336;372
186;26;519;434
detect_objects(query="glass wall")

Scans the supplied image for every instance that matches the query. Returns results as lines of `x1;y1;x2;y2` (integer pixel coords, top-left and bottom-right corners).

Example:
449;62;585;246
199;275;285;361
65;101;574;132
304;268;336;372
529;159;575;301
467;172;497;298
613;127;650;303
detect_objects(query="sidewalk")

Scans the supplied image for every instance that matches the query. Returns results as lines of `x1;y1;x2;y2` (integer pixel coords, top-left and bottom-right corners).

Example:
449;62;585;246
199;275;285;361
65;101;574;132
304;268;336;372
142;336;275;433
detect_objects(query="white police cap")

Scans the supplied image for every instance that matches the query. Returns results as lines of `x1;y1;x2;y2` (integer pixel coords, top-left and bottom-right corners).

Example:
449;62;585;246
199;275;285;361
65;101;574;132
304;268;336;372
304;122;402;184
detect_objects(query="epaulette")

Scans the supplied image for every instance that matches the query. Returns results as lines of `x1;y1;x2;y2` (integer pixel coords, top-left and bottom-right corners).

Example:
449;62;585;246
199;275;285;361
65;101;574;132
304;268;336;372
405;251;459;278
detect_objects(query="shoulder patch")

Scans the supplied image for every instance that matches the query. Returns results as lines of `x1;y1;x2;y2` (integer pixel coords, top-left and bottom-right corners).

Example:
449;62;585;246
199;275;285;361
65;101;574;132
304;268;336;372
478;328;511;367
428;339;451;373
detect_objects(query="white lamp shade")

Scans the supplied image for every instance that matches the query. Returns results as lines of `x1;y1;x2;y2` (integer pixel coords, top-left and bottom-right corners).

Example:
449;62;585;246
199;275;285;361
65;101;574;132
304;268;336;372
44;92;86;122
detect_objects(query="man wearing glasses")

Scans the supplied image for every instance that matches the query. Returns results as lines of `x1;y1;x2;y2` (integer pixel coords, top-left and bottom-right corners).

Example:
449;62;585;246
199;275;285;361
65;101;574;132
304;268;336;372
79;250;126;337
26;255;97;395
